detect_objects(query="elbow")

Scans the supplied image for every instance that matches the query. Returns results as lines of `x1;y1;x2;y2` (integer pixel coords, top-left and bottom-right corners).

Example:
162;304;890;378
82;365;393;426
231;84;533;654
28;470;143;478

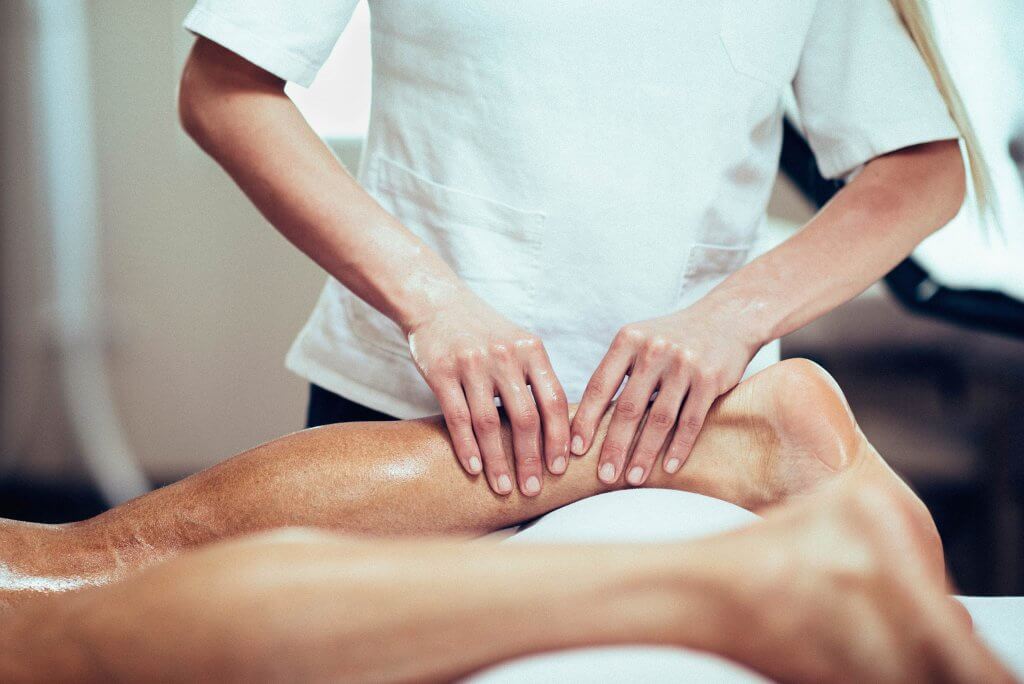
177;39;286;150
177;54;209;145
854;139;967;243
877;139;967;232
929;139;967;226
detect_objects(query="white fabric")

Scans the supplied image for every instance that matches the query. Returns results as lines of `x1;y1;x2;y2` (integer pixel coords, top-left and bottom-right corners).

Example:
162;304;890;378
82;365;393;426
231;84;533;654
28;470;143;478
911;1;1024;300
184;1;958;418
467;490;1024;682
957;596;1024;676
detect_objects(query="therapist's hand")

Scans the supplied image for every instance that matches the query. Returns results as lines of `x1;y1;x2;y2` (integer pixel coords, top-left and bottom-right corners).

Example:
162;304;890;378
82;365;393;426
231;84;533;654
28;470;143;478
570;305;758;486
408;290;570;497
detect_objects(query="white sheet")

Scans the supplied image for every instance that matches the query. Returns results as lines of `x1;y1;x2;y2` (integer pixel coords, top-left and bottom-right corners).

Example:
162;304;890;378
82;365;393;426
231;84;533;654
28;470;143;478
468;489;1024;682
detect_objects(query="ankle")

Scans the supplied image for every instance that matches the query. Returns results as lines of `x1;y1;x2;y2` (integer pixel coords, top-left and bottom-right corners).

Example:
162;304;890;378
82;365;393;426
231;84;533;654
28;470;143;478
659;541;754;657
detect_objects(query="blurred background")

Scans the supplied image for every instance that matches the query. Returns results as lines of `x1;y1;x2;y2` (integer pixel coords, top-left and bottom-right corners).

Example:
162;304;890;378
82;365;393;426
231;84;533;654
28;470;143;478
1;1;1022;594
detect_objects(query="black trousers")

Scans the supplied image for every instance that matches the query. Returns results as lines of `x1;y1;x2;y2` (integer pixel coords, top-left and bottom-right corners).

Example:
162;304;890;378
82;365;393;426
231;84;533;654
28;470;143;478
305;384;398;428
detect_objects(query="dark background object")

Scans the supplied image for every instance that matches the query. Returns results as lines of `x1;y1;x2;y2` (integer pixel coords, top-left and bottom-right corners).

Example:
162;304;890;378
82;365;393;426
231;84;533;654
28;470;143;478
780;118;1024;341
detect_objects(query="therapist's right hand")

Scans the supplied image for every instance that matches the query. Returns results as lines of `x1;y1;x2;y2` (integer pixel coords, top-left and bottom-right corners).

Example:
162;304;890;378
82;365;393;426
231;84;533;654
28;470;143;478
407;290;570;496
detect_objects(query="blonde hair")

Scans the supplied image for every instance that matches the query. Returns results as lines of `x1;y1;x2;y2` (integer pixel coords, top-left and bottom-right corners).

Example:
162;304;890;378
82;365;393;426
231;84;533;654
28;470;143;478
890;0;994;218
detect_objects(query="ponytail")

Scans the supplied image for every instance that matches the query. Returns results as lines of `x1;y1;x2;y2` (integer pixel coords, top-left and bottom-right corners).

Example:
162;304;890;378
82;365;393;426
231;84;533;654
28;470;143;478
890;0;995;222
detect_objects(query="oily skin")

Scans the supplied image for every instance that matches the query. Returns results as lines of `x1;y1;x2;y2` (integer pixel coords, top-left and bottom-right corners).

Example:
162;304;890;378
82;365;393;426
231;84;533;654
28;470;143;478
0;359;940;610
0;480;1012;683
180;36;966;500
181;33;969;500
179;37;569;497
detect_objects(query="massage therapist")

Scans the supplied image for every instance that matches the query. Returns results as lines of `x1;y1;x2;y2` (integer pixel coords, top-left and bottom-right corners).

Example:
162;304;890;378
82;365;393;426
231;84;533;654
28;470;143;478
179;1;983;496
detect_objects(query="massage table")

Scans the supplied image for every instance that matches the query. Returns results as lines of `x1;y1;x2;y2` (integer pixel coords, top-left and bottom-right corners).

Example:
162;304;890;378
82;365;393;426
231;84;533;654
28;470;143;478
468;490;1024;682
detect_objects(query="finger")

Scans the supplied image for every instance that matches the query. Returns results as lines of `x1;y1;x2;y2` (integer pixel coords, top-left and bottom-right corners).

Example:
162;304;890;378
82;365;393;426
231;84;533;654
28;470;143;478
624;379;686;486
571;338;633;456
598;367;660;484
526;351;570;475
432;379;482;476
663;381;716;474
494;375;544;496
464;377;513;495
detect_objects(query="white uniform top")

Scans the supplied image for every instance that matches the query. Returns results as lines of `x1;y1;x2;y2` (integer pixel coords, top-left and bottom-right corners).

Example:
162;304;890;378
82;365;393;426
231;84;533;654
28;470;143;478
185;0;958;418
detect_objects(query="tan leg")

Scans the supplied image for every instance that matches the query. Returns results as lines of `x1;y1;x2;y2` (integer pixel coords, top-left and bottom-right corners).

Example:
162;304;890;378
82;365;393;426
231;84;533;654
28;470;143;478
0;478;1009;684
0;359;933;606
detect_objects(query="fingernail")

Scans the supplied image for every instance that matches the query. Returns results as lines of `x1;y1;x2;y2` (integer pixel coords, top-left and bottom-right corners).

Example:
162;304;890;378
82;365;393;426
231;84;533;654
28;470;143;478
468;456;482;474
551;456;567;474
497;474;513;493
627;466;645;485
525;475;540;495
599;462;616;483
665;458;681;474
571;435;584;455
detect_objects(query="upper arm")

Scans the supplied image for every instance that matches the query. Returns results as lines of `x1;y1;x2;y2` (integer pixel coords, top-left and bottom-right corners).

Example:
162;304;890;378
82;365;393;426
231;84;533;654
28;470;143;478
178;37;286;139
178;0;360;136
855;139;966;225
180;36;285;104
792;0;960;181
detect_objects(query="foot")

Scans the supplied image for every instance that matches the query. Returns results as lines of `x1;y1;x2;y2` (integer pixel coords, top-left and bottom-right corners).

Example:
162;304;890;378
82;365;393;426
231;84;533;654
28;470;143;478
643;359;905;506
633;358;943;569
701;479;1012;683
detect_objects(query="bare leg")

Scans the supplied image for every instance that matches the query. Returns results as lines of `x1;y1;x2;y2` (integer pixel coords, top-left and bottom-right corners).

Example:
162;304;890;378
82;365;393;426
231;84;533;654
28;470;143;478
0;478;1009;683
0;360;933;605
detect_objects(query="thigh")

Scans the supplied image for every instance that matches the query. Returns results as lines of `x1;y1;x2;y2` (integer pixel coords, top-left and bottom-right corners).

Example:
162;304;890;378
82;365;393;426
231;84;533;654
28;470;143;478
305;384;397;428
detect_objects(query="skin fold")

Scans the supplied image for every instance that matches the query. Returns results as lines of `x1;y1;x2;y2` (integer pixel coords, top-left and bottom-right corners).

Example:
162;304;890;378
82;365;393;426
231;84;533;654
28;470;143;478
0;359;938;608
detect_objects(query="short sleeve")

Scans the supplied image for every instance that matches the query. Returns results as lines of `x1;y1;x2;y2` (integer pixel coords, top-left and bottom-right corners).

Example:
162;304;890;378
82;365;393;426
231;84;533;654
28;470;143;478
183;0;360;87
793;0;960;180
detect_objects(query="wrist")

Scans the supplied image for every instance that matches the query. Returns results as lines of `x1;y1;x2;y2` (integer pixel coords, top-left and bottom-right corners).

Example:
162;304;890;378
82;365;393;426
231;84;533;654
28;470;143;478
392;271;473;336
683;293;775;353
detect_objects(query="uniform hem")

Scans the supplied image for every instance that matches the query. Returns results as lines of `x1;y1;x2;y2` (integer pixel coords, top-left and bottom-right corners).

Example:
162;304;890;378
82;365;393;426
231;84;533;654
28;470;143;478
818;116;960;181
183;6;320;86
284;351;436;420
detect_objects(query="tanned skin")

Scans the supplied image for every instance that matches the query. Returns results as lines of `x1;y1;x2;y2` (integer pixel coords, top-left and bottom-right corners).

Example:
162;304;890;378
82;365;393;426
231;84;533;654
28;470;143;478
0;479;1011;682
0;360;1014;681
2;360;936;605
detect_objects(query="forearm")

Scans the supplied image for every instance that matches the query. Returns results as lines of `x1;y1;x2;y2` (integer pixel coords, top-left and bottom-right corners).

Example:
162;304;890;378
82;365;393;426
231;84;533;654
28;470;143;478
700;140;965;345
0;533;731;683
179;38;461;331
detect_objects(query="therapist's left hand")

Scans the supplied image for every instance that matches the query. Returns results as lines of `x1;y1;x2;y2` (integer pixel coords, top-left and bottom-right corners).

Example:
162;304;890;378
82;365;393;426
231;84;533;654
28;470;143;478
570;305;758;486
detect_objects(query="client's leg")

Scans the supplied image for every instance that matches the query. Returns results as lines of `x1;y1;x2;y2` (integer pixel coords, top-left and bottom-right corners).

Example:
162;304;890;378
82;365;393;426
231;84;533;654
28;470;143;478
0;480;1009;683
0;360;925;605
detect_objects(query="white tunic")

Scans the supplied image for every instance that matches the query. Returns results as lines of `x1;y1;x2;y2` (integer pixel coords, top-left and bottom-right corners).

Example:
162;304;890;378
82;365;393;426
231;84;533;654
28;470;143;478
185;1;958;418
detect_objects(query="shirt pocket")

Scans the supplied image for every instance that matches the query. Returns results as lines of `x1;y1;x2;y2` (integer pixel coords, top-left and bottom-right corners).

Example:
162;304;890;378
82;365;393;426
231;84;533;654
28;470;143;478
343;155;546;357
678;243;753;303
719;0;815;88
